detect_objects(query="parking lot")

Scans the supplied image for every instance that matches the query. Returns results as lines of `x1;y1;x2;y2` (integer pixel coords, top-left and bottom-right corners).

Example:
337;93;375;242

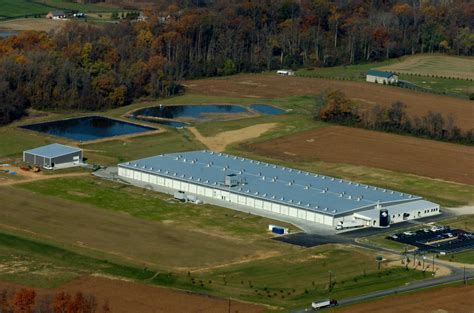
388;226;474;253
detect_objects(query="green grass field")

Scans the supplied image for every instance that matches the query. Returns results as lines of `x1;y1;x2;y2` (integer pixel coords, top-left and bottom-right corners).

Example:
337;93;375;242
440;250;474;265
0;0;120;19
296;55;473;99
0;0;52;18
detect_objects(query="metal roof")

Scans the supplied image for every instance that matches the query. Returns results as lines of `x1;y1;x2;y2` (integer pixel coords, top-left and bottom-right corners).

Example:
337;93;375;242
367;69;396;78
118;151;431;217
24;143;81;158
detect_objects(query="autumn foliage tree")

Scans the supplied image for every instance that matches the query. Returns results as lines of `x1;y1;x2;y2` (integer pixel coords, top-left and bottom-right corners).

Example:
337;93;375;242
0;289;110;313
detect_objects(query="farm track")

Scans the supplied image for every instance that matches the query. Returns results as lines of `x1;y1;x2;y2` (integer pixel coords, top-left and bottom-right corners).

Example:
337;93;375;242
184;74;474;131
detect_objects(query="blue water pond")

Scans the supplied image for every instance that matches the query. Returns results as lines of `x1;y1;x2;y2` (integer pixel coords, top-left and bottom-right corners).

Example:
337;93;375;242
20;116;156;141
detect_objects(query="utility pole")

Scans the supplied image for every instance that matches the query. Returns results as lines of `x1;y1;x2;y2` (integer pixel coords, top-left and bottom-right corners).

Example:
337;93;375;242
228;299;231;313
432;255;435;275
329;271;332;292
464;266;466;285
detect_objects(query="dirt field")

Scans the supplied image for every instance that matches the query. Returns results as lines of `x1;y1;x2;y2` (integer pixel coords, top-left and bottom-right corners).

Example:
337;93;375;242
335;284;474;313
0;18;60;32
378;55;474;80
251;126;474;185
0;276;265;313
189;123;277;152
184;74;473;130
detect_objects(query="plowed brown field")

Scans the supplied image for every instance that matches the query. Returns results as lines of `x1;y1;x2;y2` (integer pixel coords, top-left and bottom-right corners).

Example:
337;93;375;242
184;74;474;130
334;284;474;313
251;126;474;185
0;276;265;313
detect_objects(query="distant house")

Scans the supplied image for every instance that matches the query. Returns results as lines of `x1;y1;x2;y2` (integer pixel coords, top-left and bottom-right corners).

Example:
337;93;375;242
277;69;295;76
366;70;398;84
46;11;66;20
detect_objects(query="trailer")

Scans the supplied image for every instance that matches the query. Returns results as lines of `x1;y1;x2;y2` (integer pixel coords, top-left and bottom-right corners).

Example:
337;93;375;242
311;299;338;310
335;219;365;230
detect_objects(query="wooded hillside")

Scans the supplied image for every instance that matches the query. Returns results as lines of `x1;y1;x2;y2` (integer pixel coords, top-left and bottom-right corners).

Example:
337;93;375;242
1;0;473;124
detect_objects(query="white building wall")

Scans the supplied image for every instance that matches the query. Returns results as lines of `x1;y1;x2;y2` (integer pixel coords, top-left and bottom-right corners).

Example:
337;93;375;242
118;168;344;226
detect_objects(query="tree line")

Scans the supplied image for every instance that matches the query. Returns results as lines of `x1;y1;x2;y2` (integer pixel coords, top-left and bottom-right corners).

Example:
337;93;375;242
314;90;474;145
1;0;473;124
0;288;111;313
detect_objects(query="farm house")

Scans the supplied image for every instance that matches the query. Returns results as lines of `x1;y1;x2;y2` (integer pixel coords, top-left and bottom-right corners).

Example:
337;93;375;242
23;143;83;169
117;151;440;228
366;70;399;84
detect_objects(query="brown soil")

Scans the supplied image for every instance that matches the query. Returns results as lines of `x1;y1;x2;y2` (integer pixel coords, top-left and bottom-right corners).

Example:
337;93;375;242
188;123;277;152
334;284;474;313
0;276;265;313
251;125;474;185
184;74;474;130
0;166;90;186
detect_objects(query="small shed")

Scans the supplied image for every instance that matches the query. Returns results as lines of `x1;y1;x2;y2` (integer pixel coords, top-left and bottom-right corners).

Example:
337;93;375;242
46;11;66;20
366;70;398;84
277;69;295;76
23;143;83;169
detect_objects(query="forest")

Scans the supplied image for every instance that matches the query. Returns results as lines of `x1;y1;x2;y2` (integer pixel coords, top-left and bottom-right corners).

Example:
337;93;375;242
0;0;473;124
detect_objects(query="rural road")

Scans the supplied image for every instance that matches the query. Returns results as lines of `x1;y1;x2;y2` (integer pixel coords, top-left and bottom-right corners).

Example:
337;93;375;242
290;265;474;313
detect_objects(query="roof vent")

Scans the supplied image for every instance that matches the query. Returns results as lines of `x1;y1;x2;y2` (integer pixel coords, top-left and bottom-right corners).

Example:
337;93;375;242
262;176;266;180
150;167;153;170
297;201;301;205
289;169;292;172
348;195;352;200
240;158;244;161
356;197;361;201
355;183;359;186
173;173;177;176
197;178;201;181
321;176;326;179
364;185;368;189
297;170;301;174
254;191;259;195
331;178;334;181
323;207;328;211
218;153;222;156
314;174;319;177
305;172;309;176
321;189;326;194
246;189;250;193
332;209;337;213
263;193;267;197
265;163;269;167
157;169;161;172
125;162;130;165
205;180;209;183
315;205;319;209
288;199;293;203
400;192;404;196
210;151;214;155
408;195;413;198
280;197;284;201
306;204;310;207
271;195;275;199
180;174;185;178
390;191;394;194
142;165;146;169
382;189;386;192
238;187;242;191
165;170;169;174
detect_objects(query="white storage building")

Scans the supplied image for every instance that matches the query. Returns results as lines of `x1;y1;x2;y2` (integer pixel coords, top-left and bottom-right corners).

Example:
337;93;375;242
118;151;440;228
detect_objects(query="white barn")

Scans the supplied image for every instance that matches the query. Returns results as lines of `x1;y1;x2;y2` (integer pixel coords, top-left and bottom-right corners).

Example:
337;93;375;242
366;70;399;84
118;151;440;229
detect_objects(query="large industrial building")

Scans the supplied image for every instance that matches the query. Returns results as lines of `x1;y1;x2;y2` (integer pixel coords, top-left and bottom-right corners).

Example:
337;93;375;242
118;151;440;228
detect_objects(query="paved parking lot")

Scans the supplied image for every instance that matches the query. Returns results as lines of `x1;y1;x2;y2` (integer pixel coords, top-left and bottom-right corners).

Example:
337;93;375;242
388;227;474;253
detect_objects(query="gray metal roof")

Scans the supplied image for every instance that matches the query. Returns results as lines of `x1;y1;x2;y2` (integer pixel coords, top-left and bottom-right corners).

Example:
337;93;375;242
24;143;81;158
118;150;431;216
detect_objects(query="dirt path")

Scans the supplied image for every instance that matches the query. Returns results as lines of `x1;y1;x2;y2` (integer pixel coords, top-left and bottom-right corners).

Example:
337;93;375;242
0;166;90;186
188;123;278;152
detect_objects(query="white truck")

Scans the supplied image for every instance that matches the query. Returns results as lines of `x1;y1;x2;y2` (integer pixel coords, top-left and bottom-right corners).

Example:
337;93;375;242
311;299;338;310
335;220;364;230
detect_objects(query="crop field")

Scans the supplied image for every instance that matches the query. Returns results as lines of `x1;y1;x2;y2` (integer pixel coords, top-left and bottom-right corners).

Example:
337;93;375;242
377;55;474;80
184;73;474;131
0;0;119;19
335;283;474;313
0;18;60;31
250;125;474;185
